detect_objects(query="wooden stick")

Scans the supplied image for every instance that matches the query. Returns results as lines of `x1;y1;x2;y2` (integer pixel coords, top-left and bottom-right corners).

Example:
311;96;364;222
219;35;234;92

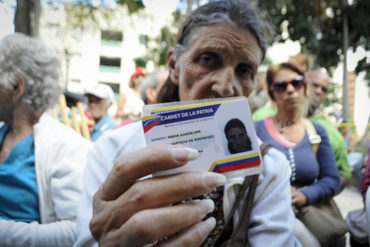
58;94;70;126
76;102;91;141
71;106;81;134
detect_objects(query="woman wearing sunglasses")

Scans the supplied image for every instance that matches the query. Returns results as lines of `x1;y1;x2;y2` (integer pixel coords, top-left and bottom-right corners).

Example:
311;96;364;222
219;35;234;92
255;62;341;246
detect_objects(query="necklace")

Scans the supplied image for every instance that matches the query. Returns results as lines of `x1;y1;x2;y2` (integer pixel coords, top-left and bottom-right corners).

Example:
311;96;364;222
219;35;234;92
276;116;295;134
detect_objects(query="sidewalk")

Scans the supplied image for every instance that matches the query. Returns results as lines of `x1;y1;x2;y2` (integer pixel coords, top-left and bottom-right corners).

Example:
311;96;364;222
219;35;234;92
333;184;364;246
334;185;364;217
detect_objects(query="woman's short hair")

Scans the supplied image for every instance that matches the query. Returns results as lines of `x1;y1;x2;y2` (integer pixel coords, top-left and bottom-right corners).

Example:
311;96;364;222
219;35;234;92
0;33;62;112
266;62;305;100
157;0;267;103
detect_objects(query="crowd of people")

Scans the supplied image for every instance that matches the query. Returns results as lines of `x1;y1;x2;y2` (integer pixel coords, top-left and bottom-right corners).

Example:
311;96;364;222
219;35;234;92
0;1;369;247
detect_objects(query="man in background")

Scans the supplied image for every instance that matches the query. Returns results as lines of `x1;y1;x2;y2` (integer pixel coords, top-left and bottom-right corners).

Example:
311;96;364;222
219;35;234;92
85;84;116;141
306;69;351;191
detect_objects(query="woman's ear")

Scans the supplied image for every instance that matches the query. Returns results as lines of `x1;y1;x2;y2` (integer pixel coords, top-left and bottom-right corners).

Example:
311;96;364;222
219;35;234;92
167;47;179;85
13;77;25;101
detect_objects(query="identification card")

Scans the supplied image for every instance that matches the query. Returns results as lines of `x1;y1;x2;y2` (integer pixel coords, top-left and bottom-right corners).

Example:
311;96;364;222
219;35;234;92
142;97;263;179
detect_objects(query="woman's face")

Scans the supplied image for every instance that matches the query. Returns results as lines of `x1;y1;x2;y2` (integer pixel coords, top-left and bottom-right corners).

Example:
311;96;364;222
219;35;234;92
271;69;306;110
170;24;262;101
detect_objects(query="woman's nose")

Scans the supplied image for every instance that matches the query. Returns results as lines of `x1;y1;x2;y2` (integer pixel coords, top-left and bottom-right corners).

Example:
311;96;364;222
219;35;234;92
211;67;235;97
286;82;296;93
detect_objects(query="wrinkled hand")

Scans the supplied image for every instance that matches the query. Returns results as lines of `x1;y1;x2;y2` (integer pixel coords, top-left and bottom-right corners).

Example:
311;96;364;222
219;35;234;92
90;145;226;247
291;186;307;208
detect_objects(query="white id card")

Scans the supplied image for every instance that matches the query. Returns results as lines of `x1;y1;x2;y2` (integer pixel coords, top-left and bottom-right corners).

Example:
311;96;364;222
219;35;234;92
142;97;263;179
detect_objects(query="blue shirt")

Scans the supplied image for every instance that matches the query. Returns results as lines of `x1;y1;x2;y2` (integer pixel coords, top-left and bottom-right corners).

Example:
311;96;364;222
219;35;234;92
0;125;40;223
90;115;116;141
255;119;340;204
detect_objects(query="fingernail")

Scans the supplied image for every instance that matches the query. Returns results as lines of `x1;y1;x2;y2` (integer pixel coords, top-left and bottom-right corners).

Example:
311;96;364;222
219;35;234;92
197;217;216;236
202;172;226;189
171;147;199;162
197;199;215;214
204;217;216;228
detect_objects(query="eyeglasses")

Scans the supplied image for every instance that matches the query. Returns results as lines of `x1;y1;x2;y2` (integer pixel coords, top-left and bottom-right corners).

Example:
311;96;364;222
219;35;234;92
312;82;329;94
271;75;305;93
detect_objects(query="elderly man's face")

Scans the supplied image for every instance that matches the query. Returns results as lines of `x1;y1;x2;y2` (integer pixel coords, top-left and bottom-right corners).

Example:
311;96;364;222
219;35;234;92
171;24;262;101
306;71;329;107
87;95;111;122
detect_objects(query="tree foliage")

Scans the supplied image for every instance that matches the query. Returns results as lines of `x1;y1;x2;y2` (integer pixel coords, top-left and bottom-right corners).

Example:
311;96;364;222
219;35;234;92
135;10;184;67
254;0;370;80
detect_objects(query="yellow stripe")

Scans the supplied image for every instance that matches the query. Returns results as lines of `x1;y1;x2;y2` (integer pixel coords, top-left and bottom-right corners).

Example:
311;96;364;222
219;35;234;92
214;152;259;164
337;123;356;128
142;115;161;122
151;100;233;112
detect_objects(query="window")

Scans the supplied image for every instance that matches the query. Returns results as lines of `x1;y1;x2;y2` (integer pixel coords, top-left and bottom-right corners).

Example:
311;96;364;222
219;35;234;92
99;56;121;73
101;30;123;46
138;34;148;46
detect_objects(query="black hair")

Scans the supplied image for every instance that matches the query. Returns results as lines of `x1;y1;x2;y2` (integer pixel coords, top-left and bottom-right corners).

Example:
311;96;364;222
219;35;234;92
224;118;246;135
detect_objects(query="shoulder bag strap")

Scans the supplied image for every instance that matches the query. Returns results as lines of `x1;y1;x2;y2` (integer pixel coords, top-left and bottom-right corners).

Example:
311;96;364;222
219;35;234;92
302;118;321;155
211;143;271;247
211;175;254;246
225;144;271;246
224;174;259;247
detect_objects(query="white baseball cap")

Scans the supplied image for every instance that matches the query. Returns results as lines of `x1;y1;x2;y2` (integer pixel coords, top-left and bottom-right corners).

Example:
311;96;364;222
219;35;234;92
85;84;115;103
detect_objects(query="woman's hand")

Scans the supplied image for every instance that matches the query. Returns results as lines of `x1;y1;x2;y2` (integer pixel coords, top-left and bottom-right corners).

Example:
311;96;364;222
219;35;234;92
90;145;226;247
291;186;307;208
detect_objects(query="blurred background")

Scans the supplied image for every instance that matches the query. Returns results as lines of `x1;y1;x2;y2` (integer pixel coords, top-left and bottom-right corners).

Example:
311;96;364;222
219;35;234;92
0;0;369;137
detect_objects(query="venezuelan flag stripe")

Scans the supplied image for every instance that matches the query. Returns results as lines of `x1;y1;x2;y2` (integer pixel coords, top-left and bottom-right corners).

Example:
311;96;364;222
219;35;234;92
143;120;161;133
142;115;162;133
210;153;261;173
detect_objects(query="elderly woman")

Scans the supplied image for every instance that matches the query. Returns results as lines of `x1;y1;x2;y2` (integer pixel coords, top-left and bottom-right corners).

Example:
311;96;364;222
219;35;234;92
255;63;341;246
0;33;90;246
75;1;297;247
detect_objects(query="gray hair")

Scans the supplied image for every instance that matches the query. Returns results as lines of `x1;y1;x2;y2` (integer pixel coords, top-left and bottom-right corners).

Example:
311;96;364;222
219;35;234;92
158;0;267;103
175;0;266;61
0;33;62;112
139;69;168;104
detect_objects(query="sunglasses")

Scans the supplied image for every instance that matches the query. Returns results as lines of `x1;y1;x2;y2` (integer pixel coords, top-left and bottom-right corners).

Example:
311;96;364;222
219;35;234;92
271;75;305;93
312;82;329;94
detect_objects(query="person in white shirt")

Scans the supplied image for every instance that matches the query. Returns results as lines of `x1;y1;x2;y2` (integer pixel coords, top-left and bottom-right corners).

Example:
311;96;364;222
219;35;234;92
75;1;298;246
0;33;90;247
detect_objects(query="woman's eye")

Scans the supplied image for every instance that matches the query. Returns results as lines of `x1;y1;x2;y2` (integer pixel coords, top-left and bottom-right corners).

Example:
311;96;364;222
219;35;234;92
236;64;252;77
198;53;218;67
